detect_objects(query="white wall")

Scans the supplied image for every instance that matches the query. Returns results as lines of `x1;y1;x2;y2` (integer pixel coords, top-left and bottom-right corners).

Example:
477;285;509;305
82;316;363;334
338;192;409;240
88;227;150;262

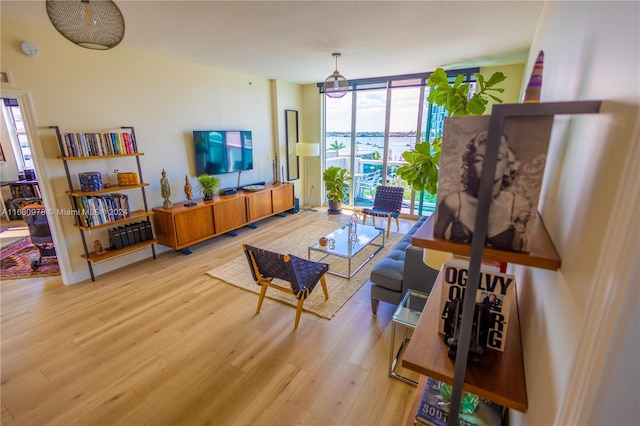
512;2;639;424
1;19;279;283
481;63;526;107
272;80;304;201
301;84;323;206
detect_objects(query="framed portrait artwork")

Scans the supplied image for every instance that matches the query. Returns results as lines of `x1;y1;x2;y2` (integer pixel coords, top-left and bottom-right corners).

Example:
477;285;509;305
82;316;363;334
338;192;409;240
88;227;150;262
433;115;554;252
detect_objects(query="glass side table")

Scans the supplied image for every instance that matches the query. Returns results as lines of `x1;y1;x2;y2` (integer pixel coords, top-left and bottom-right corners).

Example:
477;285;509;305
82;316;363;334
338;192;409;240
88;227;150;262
390;289;429;386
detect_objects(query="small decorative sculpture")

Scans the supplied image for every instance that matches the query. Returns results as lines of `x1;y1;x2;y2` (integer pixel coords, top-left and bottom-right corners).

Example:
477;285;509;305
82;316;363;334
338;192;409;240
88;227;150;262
328;238;335;250
184;175;196;207
524;50;544;103
161;169;172;209
94;239;106;255
349;232;358;244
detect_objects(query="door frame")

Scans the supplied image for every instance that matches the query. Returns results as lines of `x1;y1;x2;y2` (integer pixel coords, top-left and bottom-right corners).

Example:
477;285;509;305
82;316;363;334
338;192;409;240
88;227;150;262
2;89;73;285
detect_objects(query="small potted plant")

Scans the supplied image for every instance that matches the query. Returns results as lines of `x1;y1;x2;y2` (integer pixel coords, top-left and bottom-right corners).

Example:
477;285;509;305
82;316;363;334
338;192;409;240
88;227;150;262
197;174;220;201
322;166;351;214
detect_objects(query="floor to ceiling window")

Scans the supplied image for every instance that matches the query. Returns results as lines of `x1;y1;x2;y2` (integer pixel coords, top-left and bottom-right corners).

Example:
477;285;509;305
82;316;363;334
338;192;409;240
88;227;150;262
324;92;353;203
321;69;478;216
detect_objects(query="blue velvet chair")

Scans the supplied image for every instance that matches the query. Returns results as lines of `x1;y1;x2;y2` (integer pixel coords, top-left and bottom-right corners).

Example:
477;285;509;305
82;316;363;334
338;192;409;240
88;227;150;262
243;244;329;329
361;186;404;237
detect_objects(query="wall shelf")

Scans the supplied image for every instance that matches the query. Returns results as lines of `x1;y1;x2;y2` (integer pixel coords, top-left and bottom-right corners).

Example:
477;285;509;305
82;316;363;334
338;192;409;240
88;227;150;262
74;210;154;231
60;153;144;160
82;239;159;263
52;125;156;281
411;214;560;271
402;100;601;425
402;271;527;413
66;183;150;197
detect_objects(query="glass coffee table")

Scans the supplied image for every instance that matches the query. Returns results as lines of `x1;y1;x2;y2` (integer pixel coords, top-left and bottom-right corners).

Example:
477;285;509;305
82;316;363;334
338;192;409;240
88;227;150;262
308;223;384;278
390;289;429;385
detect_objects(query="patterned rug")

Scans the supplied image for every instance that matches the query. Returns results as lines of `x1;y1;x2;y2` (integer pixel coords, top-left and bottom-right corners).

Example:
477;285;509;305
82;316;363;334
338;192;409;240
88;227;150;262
207;220;403;319
1;236;60;280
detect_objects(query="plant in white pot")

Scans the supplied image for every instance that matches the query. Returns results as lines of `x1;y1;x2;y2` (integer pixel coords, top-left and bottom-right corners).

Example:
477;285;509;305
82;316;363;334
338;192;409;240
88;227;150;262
322;166;351;214
197;174;220;201
397;68;507;196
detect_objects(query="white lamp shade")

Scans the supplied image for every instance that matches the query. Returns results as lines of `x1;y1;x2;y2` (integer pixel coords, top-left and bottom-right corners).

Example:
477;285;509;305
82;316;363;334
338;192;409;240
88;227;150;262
423;249;452;270
296;142;320;157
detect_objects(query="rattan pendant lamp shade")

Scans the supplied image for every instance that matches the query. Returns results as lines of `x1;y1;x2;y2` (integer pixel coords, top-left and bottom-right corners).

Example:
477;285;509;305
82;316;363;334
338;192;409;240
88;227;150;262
46;0;125;50
324;53;349;98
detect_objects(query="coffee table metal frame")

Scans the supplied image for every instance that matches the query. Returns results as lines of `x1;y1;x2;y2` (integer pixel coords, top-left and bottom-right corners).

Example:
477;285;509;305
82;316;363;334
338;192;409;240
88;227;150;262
390;289;429;386
307;223;384;279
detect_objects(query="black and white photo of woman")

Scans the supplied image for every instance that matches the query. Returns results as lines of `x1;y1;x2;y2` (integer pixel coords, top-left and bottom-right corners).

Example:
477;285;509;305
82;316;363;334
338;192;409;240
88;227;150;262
433;115;553;253
434;130;531;251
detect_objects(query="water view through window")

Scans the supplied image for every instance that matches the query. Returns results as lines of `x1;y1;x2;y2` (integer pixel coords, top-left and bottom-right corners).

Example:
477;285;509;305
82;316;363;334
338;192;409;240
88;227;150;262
323;72;478;216
325;81;434;214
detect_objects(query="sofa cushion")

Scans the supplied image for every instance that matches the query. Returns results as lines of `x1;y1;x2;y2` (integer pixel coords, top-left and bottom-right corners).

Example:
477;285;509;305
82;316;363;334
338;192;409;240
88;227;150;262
370;215;429;292
370;251;405;291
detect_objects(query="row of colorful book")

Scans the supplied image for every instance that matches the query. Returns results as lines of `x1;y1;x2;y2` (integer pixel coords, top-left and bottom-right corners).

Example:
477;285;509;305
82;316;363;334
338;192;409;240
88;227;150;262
75;193;130;228
62;132;137;157
108;221;153;251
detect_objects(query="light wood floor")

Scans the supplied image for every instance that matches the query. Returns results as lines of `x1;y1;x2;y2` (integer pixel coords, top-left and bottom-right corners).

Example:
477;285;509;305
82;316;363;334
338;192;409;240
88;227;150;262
1;210;422;426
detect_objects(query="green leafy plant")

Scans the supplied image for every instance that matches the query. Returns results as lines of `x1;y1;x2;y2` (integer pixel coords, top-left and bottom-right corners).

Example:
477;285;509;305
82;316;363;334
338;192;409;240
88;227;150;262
197;174;220;199
397;139;441;194
426;68;506;116
322;166;351;203
397;68;507;194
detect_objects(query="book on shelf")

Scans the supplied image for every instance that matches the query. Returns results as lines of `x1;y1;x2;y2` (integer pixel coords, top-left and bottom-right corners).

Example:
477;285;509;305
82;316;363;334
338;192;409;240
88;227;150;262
124;225;135;247
143;221;154;240
415;377;503;426
432;115;554;253
108;227;124;250
132;222;143;244
75;193;130;227
62;131;137;157
439;257;515;352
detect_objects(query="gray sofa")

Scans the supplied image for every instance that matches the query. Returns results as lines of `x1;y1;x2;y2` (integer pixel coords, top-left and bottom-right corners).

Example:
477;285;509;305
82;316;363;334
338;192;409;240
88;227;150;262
369;215;439;314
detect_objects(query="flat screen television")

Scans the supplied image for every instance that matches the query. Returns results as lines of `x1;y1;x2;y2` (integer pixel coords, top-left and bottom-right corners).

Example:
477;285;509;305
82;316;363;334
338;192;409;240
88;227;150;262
193;130;253;175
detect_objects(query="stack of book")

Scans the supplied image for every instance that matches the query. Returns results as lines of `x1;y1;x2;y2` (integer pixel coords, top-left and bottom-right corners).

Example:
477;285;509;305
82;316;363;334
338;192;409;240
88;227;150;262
415;377;503;426
107;221;153;251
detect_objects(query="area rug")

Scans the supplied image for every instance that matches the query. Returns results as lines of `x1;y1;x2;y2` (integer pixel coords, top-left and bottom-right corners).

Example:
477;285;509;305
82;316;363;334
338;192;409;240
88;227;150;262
206;220;403;319
1;236;60;280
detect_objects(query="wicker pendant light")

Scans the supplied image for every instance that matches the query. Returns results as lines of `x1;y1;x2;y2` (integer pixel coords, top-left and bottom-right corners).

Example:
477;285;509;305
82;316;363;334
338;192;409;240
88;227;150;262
46;0;125;50
324;53;349;98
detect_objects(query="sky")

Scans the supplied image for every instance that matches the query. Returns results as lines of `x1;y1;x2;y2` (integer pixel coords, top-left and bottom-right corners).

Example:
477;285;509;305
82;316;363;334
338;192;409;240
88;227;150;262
326;86;426;133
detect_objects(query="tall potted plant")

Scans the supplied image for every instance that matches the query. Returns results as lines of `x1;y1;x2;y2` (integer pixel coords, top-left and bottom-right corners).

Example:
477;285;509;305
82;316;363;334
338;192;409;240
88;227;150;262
322;166;351;214
397;68;507;195
197;174;220;201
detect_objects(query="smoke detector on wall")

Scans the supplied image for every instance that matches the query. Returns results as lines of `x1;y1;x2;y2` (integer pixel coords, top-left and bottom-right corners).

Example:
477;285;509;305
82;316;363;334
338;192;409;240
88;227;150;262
20;41;39;57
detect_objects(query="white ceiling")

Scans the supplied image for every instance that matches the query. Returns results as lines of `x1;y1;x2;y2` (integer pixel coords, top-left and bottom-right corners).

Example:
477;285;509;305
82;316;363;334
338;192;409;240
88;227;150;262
1;1;545;84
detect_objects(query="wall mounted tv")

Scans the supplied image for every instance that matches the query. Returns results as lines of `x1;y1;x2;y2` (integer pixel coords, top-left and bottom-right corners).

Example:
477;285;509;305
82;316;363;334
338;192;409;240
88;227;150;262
193;130;253;175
